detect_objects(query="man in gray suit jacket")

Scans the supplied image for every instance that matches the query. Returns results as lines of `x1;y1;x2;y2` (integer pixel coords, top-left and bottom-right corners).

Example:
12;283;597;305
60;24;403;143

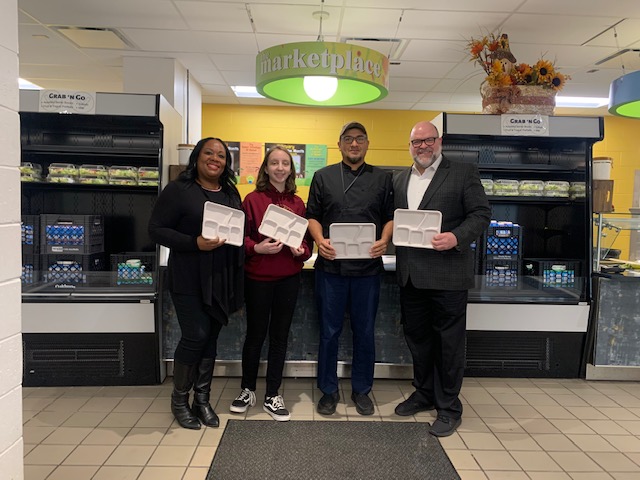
393;120;491;437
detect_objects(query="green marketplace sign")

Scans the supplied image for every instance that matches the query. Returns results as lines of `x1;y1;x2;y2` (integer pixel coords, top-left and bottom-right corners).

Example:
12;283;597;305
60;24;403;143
256;42;389;106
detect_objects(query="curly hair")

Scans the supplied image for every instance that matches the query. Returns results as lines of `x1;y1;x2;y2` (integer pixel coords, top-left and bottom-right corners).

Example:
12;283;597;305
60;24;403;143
255;145;297;194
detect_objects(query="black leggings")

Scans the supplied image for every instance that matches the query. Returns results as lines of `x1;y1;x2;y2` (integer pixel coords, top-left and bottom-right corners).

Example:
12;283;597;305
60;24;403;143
241;274;300;397
171;292;223;365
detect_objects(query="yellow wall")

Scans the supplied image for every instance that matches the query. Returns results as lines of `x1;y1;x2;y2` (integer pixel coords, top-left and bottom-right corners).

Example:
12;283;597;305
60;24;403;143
202;104;640;258
202;104;440;201
593;116;640;213
592;116;640;260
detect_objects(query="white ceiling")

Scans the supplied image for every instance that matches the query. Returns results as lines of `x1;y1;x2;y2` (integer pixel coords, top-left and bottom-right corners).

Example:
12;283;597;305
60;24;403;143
16;0;640;114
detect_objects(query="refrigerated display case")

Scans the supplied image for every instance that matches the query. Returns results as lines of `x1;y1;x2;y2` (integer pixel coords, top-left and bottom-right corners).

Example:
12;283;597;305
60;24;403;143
20;91;181;386
435;112;604;377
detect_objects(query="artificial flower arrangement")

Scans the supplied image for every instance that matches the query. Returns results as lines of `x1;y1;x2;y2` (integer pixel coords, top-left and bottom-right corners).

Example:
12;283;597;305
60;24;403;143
468;32;569;91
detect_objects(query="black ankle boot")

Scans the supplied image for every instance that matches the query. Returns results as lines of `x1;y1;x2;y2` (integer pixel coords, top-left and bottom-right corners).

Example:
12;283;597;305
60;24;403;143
171;361;201;430
192;358;219;427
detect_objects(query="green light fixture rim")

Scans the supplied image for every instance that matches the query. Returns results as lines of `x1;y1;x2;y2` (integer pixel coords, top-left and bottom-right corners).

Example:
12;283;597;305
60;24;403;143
256;41;389;107
608;70;640;118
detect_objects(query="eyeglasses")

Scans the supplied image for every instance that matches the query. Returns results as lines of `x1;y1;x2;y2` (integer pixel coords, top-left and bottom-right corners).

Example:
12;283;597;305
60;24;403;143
410;137;438;148
341;135;368;144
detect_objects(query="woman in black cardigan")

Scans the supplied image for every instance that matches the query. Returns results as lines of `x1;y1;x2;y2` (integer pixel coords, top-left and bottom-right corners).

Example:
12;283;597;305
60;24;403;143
149;137;243;429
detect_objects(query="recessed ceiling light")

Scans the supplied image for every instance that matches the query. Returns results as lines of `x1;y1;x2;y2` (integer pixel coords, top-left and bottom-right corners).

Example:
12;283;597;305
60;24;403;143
231;86;264;98
555;96;609;108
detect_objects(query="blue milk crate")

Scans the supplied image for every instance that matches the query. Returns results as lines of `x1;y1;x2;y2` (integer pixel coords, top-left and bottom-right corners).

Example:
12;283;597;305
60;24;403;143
21;215;40;254
483;221;522;260
41;214;104;254
110;252;156;286
22;253;40;284
523;258;581;288
42;253;105;285
484;259;520;288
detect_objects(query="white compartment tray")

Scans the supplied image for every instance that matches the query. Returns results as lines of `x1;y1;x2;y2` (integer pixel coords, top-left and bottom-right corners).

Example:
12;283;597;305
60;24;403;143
392;209;442;249
201;201;245;247
258;204;308;249
329;223;376;259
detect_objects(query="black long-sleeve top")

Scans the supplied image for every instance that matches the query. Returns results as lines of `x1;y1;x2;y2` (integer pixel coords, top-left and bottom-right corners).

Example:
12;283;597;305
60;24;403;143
148;177;244;324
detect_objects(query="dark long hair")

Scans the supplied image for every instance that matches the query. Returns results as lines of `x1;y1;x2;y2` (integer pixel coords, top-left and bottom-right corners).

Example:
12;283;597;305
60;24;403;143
179;137;240;201
255;145;297;194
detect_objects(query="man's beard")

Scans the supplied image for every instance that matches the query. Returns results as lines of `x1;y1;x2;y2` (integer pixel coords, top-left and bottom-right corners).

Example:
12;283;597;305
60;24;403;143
344;154;363;164
413;152;436;170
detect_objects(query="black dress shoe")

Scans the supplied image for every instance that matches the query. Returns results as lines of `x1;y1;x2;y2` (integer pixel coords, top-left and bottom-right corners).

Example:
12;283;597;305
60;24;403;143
394;392;435;416
317;391;340;415
429;415;461;437
351;392;374;415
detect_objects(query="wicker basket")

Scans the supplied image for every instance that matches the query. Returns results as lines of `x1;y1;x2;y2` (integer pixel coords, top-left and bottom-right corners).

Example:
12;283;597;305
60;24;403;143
481;84;556;115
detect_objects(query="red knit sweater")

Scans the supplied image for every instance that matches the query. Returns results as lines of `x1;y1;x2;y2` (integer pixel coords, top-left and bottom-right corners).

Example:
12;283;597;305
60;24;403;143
242;185;312;281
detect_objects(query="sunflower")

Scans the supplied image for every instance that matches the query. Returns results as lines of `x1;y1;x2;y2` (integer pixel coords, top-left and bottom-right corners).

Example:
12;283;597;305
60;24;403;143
534;60;555;83
550;72;568;91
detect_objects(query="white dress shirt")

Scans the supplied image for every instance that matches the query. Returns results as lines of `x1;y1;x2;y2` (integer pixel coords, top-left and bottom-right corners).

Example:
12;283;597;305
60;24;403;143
407;155;442;210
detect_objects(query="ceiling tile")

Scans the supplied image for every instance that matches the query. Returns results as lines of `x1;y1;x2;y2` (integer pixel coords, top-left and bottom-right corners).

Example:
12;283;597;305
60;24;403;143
501;14;618;46
517;0;640;18
398;11;509;41
175;1;253;32
250;4;342;36
19;0;188;29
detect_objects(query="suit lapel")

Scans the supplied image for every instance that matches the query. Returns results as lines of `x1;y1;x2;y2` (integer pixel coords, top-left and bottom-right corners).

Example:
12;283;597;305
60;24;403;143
418;157;450;210
396;169;411;209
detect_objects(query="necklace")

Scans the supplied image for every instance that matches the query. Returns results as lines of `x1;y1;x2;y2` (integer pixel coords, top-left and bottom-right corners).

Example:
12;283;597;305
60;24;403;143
341;163;364;195
199;182;222;192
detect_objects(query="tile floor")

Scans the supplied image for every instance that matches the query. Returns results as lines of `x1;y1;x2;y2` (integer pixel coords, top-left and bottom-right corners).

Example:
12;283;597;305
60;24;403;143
22;376;640;480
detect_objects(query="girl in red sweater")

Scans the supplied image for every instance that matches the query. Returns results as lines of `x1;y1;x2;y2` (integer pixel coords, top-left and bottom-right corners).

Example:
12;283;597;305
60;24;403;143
230;146;312;421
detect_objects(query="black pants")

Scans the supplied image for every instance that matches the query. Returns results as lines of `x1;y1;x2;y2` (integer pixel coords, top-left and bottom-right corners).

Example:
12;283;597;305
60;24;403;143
400;278;468;419
241;274;300;397
171;292;223;365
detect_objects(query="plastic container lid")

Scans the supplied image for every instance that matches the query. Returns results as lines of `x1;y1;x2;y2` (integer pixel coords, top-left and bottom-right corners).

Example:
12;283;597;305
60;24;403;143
519;180;544;196
48;163;78;176
493;179;519;196
138;166;159;179
108;166;138;178
79;165;108;178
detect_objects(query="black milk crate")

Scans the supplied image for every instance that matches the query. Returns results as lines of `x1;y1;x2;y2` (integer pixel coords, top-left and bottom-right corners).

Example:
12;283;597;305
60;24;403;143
22;253;40;284
42;253;105;285
482;222;522;259
523;258;581;288
483;259;520;288
41;214;104;254
21;215;40;254
110;252;156;286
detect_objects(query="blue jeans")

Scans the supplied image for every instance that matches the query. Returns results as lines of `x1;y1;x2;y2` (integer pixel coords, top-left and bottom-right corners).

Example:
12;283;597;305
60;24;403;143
315;270;381;395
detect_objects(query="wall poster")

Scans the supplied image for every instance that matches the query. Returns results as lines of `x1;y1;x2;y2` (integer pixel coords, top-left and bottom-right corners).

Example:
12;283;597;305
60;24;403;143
228;141;327;185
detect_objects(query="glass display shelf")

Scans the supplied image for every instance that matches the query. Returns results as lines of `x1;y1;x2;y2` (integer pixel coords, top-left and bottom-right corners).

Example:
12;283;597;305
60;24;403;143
21;271;157;298
593;212;640;274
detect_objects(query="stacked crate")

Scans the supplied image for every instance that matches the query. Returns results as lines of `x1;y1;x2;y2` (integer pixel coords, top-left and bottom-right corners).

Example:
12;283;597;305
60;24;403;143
21;215;40;284
481;221;523;288
40;214;105;286
523;258;581;289
110;252;156;286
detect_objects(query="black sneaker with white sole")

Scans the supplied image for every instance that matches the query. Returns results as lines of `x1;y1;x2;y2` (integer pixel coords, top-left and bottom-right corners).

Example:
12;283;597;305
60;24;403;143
263;395;291;421
230;388;256;413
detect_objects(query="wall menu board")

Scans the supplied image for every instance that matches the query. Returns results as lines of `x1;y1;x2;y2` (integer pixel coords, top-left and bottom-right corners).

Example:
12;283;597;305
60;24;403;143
228;141;327;185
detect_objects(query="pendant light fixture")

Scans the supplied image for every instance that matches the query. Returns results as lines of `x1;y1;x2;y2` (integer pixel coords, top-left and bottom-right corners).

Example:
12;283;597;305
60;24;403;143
608;70;640;118
607;25;640;119
255;2;389;107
